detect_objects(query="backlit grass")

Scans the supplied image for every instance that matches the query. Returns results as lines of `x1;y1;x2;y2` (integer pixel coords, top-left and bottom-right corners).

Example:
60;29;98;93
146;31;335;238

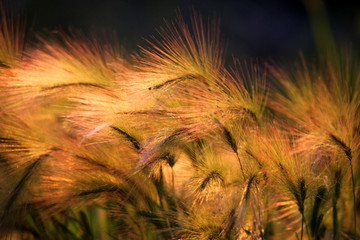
0;4;359;240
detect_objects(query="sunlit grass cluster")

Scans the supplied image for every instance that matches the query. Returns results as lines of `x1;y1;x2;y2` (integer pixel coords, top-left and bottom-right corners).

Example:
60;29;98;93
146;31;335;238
0;7;359;240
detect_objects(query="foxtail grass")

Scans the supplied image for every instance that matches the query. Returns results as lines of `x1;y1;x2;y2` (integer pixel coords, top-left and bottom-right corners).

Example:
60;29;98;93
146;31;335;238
0;3;359;239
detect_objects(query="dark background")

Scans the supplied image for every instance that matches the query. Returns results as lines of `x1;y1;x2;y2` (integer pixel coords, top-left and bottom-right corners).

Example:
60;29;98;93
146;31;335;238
10;0;360;61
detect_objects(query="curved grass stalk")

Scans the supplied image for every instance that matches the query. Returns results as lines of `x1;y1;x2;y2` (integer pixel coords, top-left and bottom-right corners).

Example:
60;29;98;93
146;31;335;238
147;73;208;90
0;152;51;233
214;119;245;179
329;133;357;235
111;126;141;151
234;175;255;237
41;82;111;92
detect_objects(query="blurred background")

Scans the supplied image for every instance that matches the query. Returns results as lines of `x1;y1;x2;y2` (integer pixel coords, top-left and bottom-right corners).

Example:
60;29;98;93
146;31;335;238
10;0;360;61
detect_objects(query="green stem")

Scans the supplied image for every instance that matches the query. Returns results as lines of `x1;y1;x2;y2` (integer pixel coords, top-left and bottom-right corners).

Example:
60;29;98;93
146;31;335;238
235;151;245;180
171;167;175;194
349;159;357;235
333;169;341;240
301;212;304;240
332;198;338;240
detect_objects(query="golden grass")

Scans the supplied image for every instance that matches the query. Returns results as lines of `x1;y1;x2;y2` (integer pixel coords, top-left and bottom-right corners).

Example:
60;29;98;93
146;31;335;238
0;7;359;240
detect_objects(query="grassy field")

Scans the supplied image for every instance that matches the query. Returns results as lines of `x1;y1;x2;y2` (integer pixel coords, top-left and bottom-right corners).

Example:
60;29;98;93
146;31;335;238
0;3;359;240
